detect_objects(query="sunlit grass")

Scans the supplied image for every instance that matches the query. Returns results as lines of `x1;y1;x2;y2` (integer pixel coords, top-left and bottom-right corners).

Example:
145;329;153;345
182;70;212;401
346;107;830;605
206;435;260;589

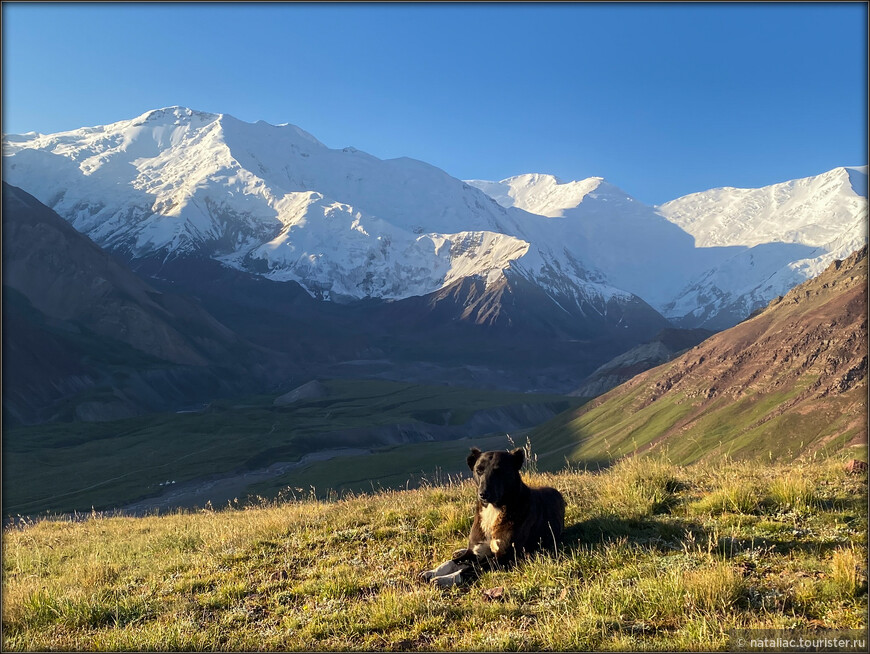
2;457;866;651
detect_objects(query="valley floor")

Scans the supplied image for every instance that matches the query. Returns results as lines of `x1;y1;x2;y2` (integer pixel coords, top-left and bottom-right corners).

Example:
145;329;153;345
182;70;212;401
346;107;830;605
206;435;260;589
3;379;579;518
2;457;866;651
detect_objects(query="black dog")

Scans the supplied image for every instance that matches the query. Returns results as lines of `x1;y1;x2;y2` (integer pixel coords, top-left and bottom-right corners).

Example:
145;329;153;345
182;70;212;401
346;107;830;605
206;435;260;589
421;447;566;586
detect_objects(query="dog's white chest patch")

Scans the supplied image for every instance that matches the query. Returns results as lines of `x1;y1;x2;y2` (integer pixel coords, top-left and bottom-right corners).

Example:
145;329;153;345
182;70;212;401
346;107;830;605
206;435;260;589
480;503;503;536
474;504;505;557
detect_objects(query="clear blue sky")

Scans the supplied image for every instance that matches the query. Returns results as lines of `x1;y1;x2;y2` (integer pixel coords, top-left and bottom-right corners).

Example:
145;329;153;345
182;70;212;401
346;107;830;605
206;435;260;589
2;2;867;205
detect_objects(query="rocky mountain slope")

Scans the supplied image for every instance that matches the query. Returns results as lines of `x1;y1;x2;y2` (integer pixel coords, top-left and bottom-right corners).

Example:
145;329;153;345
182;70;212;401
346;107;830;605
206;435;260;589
570;328;715;398
532;246;868;465
137;249;669;395
1;183;293;424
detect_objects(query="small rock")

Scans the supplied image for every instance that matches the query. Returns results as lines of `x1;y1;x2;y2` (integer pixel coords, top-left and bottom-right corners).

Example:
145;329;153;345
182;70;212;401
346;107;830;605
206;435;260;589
845;460;868;475
482;585;504;600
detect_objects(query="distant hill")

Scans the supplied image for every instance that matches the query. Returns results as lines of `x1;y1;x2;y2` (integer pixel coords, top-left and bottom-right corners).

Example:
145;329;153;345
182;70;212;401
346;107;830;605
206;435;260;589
571;328;715;398
532;246;867;466
1;183;294;424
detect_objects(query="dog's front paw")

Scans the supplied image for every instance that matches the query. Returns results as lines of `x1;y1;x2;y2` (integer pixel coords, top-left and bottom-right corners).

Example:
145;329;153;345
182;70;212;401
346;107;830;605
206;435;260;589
430;569;464;587
451;548;470;560
419;569;436;582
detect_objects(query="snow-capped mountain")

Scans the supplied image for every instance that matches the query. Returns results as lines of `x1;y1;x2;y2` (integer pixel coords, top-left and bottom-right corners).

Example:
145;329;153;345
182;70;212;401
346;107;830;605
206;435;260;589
465;174;721;309
469;168;868;328
3;107;866;332
658;166;868;327
658;166;867;249
2;107;634;314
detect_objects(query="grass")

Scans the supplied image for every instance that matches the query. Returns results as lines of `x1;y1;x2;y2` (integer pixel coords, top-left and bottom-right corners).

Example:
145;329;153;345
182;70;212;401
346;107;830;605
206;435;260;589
3;379;579;517
246;432;517;500
3;456;866;651
531;376;866;469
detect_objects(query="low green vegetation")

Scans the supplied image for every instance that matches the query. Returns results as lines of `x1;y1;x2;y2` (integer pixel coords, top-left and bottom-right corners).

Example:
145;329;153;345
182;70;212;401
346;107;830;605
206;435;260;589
246;432;517;501
3;379;579;517
3;456;865;651
532;378;866;470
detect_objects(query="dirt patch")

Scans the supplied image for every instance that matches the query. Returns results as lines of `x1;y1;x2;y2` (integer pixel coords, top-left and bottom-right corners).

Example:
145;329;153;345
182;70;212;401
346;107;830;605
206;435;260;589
118;448;373;516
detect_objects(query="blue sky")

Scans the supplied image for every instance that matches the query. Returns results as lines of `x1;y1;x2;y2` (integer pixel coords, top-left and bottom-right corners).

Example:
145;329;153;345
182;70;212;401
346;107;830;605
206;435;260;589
2;2;866;205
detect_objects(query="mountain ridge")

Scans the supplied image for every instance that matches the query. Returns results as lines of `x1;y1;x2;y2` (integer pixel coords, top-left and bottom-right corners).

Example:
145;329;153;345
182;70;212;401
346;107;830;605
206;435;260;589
5;106;664;356
4;106;866;332
470;167;867;328
1;183;296;424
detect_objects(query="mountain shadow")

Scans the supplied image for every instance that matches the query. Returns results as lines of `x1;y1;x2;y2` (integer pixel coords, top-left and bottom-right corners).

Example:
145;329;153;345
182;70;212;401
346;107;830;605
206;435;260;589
2;183;297;424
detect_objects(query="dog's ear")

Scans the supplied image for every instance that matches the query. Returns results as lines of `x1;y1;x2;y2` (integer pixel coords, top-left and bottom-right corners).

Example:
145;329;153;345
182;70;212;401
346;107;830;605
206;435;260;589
510;447;525;470
467;447;482;470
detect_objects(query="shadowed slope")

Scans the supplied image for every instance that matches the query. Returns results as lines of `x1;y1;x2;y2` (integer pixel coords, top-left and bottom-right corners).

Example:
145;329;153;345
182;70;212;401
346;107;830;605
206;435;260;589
2;183;293;424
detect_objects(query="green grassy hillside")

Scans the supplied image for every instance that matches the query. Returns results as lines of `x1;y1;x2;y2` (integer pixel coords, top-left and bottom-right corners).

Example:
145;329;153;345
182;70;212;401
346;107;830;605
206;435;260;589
531;378;865;470
3;379;579;517
3;457;866;651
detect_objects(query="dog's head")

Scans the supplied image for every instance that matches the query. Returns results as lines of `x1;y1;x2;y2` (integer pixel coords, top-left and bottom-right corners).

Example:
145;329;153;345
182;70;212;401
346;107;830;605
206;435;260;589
467;447;525;506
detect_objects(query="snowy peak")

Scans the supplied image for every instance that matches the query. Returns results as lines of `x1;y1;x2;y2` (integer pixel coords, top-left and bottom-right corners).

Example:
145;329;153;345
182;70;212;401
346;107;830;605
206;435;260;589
844;165;868;198
656;166;868;329
3;107;865;332
5;106;220;162
470;166;867;328
467;174;612;217
2;107;328;179
219;112;328;154
3;107;634;312
137;106;219;124
658;166;868;249
468;172;700;308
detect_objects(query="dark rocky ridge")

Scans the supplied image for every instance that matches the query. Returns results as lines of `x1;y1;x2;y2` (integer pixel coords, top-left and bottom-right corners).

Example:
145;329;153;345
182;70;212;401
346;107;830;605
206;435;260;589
571;327;716;398
133;246;671;395
2;183;297;424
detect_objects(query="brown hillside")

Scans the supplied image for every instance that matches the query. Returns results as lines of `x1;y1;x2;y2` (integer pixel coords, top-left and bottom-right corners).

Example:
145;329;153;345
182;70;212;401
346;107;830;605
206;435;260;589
642;246;867;409
534;246;867;463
